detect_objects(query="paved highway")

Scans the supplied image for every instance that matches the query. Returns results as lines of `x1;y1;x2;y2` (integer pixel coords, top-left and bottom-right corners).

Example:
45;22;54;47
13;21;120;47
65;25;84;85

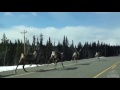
0;56;120;78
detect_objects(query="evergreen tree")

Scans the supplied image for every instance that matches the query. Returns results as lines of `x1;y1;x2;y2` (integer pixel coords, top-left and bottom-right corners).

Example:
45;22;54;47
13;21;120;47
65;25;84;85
36;37;39;50
1;33;9;66
32;35;36;51
40;33;43;47
65;36;69;47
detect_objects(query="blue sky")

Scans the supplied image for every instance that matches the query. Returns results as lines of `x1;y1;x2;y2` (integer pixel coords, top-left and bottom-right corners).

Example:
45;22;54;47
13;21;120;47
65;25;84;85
0;12;120;28
0;12;120;46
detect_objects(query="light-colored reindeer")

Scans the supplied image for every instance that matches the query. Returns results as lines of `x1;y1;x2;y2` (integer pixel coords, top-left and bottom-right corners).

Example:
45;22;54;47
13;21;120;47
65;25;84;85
72;48;82;64
46;51;64;69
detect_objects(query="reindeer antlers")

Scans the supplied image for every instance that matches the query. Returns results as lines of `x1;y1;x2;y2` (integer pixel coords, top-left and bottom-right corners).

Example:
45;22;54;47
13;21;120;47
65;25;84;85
79;47;83;52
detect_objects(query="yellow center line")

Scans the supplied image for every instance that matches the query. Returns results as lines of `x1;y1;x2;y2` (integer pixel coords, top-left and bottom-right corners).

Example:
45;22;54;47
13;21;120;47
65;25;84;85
111;64;116;69
93;60;120;78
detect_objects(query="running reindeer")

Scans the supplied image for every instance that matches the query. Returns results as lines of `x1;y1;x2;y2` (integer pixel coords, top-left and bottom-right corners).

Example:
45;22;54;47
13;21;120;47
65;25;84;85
14;50;38;74
46;51;64;69
95;52;100;61
72;48;82;64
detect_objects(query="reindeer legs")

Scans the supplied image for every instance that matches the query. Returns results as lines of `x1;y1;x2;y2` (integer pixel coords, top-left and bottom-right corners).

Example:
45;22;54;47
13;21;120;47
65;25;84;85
61;59;64;68
14;58;28;74
14;58;23;74
71;56;74;63
98;56;100;61
74;57;77;64
46;56;55;67
14;62;20;74
54;59;58;69
23;62;28;72
76;57;78;64
35;62;39;67
30;62;33;66
73;57;75;63
46;58;52;67
33;59;39;67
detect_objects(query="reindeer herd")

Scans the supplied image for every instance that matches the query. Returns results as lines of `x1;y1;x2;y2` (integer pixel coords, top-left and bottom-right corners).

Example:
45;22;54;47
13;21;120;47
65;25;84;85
14;47;101;74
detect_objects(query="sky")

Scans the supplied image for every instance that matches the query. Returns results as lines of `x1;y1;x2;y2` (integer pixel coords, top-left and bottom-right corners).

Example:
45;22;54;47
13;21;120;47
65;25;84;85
0;12;120;46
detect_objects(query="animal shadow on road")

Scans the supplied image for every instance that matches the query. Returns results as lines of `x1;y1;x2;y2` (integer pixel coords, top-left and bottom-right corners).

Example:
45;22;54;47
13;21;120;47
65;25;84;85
36;68;58;72
76;62;91;65
63;67;78;70
99;59;107;61
36;67;78;72
0;74;15;78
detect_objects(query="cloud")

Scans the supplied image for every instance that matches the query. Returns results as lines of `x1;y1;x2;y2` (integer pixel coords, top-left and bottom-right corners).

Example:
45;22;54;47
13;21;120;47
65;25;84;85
0;25;119;46
31;12;37;16
4;12;13;16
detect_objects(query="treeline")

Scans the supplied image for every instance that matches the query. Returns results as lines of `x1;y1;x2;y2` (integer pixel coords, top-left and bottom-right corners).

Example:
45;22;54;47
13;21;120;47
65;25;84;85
0;33;120;66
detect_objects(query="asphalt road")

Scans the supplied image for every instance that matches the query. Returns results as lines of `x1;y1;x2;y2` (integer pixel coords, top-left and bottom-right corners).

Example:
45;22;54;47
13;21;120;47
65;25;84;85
0;56;120;78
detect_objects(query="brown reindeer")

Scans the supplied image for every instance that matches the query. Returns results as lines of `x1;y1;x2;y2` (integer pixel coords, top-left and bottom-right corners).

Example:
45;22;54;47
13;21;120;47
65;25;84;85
14;50;38;74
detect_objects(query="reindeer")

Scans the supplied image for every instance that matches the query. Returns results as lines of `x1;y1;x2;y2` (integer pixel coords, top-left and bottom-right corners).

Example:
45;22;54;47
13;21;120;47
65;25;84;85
46;51;64;69
31;48;45;65
14;50;38;74
95;52;100;61
72;48;82;64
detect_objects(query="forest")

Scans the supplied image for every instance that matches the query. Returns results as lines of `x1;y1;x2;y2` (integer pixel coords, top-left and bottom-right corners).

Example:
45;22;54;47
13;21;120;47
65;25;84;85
0;33;120;66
